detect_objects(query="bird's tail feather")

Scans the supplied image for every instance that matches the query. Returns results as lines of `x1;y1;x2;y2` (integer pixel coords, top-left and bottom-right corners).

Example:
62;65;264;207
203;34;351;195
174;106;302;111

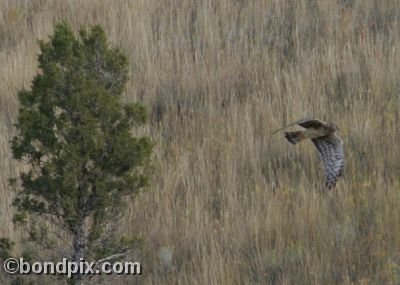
284;131;305;144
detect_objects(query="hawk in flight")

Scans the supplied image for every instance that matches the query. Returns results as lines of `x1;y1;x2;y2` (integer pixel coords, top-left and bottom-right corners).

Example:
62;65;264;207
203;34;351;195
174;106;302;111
273;118;344;189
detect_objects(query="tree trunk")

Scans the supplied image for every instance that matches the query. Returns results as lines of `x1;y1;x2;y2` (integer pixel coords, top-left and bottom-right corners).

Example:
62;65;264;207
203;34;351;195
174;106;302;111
72;220;86;285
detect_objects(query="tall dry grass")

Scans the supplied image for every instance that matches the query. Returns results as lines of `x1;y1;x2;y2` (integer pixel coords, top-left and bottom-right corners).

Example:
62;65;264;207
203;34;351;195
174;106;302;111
1;0;400;284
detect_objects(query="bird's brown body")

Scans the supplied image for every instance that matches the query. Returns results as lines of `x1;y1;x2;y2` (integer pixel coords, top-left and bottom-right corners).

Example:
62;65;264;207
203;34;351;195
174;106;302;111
285;127;335;144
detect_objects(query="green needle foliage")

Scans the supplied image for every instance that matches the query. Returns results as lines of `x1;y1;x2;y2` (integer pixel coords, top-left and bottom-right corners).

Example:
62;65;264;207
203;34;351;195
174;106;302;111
10;22;153;283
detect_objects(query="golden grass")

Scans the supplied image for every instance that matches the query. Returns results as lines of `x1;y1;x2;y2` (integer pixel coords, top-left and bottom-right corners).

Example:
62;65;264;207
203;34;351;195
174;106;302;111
1;0;400;284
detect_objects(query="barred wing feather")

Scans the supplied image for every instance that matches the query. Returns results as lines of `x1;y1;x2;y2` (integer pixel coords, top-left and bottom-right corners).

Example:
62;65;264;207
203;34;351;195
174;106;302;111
311;134;344;189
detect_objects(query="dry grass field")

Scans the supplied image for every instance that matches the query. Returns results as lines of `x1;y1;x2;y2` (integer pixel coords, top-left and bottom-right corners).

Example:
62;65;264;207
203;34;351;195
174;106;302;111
1;0;400;284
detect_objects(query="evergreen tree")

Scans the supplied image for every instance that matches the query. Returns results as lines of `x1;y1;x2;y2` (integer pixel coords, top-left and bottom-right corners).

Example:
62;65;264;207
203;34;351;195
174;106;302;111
11;23;153;284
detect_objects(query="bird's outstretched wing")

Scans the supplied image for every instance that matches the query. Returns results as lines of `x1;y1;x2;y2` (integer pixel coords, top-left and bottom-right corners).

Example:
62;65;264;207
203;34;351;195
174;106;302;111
272;117;325;135
296;118;326;129
311;134;344;189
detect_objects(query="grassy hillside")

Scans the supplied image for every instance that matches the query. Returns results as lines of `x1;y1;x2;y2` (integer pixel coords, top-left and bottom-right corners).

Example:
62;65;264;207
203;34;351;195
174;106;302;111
1;0;400;284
